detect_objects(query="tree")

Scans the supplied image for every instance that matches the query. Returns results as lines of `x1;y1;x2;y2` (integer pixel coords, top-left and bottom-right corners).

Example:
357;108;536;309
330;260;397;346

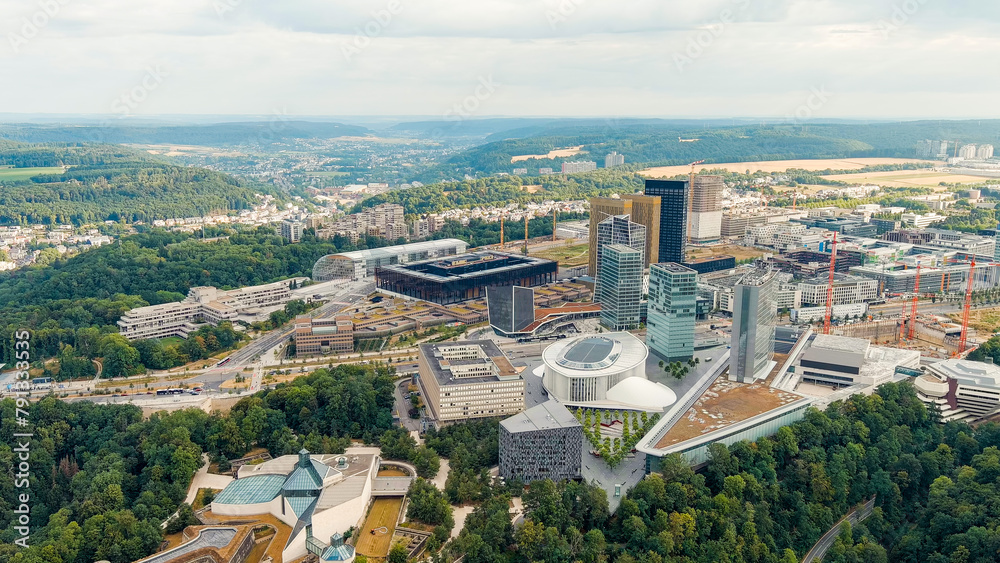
388;543;409;563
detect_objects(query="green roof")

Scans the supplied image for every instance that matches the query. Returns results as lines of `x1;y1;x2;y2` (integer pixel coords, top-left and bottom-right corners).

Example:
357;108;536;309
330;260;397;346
214;474;285;505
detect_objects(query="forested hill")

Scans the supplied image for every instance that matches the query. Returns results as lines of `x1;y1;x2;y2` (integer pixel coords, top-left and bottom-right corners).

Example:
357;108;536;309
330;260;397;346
0;160;269;226
0;140;149;167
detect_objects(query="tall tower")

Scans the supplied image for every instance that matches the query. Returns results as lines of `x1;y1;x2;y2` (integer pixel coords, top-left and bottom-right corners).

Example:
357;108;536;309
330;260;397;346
644;179;689;263
690;175;724;244
588;195;660;275
730;265;778;383
646;263;697;362
597;244;643;331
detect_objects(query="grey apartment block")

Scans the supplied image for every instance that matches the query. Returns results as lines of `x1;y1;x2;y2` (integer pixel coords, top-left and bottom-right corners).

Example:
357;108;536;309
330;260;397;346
499;400;583;483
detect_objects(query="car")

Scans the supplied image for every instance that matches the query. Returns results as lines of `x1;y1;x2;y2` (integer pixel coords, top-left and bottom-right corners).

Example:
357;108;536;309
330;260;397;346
189;391;200;395
705;357;713;362
194;387;203;392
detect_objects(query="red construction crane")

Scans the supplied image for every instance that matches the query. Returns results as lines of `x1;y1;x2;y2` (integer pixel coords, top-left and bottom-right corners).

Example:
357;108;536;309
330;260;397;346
899;301;908;343
908;263;922;340
823;233;838;335
959;259;977;354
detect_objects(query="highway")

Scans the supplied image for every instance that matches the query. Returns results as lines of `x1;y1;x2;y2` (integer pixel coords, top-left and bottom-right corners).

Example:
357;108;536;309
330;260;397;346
802;497;876;563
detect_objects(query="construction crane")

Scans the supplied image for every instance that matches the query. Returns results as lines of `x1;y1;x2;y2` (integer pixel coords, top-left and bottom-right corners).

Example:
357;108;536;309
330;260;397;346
791;191;799;211
823;233;838;335
552;208;557;242
908;262;922;340
687;160;705;243
500;215;505;248
523;211;531;256
958;259;977;354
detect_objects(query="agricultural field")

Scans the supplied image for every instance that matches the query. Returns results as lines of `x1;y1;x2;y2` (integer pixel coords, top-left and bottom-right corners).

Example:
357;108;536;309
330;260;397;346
511;145;584;162
356;497;404;559
821;169;991;189
0;166;66;181
640;158;937;178
534;242;590;267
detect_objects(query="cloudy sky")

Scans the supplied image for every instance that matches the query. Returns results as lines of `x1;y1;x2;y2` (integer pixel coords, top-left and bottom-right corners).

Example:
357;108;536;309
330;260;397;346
2;0;997;119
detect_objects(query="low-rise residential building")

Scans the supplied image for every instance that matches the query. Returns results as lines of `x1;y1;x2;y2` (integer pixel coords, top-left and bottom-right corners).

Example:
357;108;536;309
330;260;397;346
417;341;525;422
499;400;583;483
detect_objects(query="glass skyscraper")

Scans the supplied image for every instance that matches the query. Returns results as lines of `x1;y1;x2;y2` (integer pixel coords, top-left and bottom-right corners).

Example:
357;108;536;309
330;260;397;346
597;244;643;331
730;266;778;383
644;179;689;264
646;263;697;362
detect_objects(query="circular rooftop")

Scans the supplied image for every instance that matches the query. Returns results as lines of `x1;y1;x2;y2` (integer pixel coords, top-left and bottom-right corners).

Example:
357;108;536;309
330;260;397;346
556;336;621;370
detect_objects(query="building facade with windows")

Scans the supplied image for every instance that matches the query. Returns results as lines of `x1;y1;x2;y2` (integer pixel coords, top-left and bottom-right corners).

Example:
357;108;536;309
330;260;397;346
499;400;583;483
644;179;689;263
588;195;661;273
313;239;468;281
646;263;697;362
294;315;354;356
417;341;525;422
597;244;643;331
730;267;778;383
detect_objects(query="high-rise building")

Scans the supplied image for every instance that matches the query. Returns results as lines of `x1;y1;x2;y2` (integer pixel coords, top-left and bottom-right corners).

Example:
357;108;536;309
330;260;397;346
281;220;304;243
562;161;597;174
730;266;778;383
594;215;646;280
937;140;950;158
605;151;625;168
597;244;643;330
978;145;995;160
644;179;689;264
487;286;536;337
959;144;978;160
588;196;660;274
690;175;724;243
646;263;697;362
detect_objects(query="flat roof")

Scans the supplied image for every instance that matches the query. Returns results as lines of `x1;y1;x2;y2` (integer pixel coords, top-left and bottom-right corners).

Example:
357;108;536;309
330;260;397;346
419;340;521;386
809;334;871;354
500;400;581;434
379;251;557;282
326;239;468;263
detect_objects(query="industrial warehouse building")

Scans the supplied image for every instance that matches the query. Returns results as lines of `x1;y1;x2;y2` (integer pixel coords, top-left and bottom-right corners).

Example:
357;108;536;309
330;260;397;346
499;400;583;483
376;251;558;305
312;239;468;281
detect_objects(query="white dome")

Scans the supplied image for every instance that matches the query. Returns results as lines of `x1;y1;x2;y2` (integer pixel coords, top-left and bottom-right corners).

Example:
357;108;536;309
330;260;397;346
606;377;677;411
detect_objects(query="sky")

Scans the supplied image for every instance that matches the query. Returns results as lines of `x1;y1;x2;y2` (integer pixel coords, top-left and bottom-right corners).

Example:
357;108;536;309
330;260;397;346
2;0;998;120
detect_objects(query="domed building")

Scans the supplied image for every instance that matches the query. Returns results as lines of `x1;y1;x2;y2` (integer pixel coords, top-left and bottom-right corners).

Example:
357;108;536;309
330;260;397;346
541;332;676;411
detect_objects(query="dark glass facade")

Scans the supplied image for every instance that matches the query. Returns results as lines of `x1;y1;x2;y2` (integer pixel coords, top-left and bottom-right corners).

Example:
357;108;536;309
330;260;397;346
487;286;535;336
644;179;689;264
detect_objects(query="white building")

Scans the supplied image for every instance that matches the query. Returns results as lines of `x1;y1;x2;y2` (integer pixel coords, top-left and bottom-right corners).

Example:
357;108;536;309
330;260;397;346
916;360;1000;422
118;280;297;340
312;239;468;281
605;152;625;168
281;220;304;243
418;341;525;422
794;334;919;389
791;303;868;324
797;274;879;306
977;145;995;160
959;144;978;160
901;212;947;228
542;332;675;411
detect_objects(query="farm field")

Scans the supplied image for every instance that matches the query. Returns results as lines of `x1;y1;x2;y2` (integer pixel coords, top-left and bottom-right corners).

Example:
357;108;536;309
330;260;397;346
355;497;404;559
640;158;939;178
821;169;990;189
512;145;584;162
0;166;66;181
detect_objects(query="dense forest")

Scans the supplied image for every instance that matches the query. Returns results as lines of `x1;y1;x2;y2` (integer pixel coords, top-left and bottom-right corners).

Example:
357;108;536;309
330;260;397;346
442;382;1000;563
0;363;399;563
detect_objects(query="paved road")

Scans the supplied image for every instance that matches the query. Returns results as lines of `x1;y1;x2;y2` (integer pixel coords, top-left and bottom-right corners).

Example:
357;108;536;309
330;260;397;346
802;497;876;563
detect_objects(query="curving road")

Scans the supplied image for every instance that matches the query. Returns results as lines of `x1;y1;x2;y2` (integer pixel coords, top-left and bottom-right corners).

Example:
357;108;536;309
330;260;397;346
802;497;876;563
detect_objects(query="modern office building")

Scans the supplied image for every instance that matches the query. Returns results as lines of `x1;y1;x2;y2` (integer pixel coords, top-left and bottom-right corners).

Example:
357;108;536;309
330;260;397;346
588;195;661;273
281;220;304;243
916;360;1000;422
294;315;355;356
376;251;558;305
794;334;920;389
730;266;778;383
118;281;296;341
646;263;697;362
682;255;737;275
542;332;674;411
594;215;646;282
690;175;724;243
597;244;643;330
605;151;626;168
499;400;583;483
850;261;1000;294
487;286;536;337
417;341;525;422
562;161;597;174
644;179;689;263
313;239;467;281
797;274;879;306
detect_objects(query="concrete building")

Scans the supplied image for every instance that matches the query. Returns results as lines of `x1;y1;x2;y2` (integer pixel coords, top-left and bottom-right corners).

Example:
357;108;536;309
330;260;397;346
730;266;778;383
794;334;920;389
605;151;625;168
597;244;643;331
588;196;661;273
644;179;689;264
118;281;296;340
594;215;646;282
417;341;525;422
916;360;1000;422
900;212;947;228
321;203;407;242
499;400;583;483
721;209;809;237
542;332;675;411
690;175;724;243
850;260;1000;295
646;263;697;362
281;220;304;243
136;526;255;563
791;303;868;324
562;161;597;174
797;274;879;306
487;286;536;337
959;144;978;160
977;144;995;160
294;315;354;357
313;239;468;281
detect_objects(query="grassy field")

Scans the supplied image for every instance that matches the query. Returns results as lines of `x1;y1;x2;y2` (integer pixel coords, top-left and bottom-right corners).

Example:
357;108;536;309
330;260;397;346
688;245;765;262
821;169;990;189
356;497;404;559
512;145;583;163
0;166;66;181
640;158;938;178
534;242;590;267
949;308;1000;334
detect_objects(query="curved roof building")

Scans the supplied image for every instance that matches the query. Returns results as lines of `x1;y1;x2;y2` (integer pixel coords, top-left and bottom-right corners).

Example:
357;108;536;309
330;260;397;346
313;239;468;281
542;332;673;411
